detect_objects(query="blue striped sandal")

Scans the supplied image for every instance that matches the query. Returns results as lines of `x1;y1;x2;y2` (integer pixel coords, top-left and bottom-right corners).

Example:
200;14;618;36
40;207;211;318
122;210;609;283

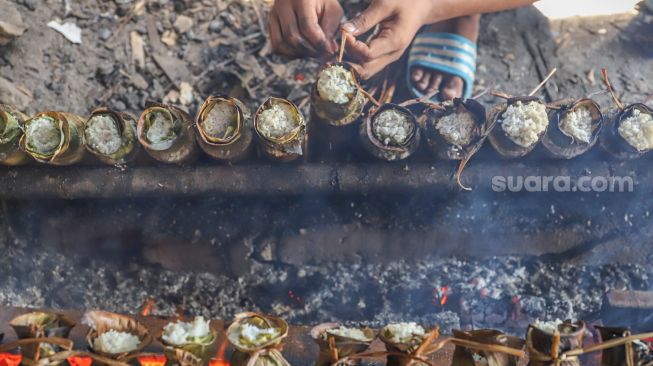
407;32;477;100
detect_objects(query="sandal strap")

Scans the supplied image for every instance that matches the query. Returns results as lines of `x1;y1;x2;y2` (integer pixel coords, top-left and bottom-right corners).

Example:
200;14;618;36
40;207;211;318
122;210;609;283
407;32;477;100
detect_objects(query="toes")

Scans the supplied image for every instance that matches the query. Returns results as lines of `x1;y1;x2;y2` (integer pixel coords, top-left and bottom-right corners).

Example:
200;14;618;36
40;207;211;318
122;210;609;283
412;67;424;82
418;72;431;92
426;73;443;94
441;76;465;100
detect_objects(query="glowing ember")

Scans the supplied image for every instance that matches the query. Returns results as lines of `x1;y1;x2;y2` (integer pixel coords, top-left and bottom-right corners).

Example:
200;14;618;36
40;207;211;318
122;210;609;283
288;290;302;305
440;286;449;306
209;359;231;366
0;354;22;366
141;297;156;316
67;356;93;366
138;355;167;366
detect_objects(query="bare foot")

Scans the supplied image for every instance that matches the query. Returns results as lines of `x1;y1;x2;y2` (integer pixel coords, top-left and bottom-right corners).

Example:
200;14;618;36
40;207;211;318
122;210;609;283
410;15;480;100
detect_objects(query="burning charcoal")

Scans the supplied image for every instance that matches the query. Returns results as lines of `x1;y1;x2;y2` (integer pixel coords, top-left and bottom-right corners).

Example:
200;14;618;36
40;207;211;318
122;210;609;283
0;104;30;166
20;111;86;165
451;329;525;366
84;108;140;165
379;322;438;366
159;316;218;366
487;96;549;159
254;97;307;162
81;310;152;361
195;96;253;163
310;323;375;366
542;98;603;159
136;103;199;164
311;63;366;127
421;99;485;161
526;320;585;366
359;104;421;161
9;312;76;363
227;312;290;366
600;69;653;160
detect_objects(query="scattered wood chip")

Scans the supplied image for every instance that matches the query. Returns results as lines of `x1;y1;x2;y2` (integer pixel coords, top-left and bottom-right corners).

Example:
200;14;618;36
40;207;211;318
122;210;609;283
130;31;145;70
119;69;148;90
587;69;596;86
0;77;31;110
152;52;191;86
174;15;193;34
161;30;177;47
47;20;82;44
179;82;193;106
0;20;27;45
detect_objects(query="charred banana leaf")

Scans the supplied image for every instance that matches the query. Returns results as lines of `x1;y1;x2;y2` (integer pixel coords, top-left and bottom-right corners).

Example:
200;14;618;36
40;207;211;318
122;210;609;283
137;103;199;164
254;97;307;162
422;99;485;161
227;312;290;366
84;108;140;165
20;111;86;165
526;320;585;366
542;98;602;159
600;103;653;160
488;96;548;159
452;329;524;366
0;105;30;166
311;63;366;126
9;311;76;363
81;310;152;361
360;104;421;161
195;96;253;162
311;323;375;366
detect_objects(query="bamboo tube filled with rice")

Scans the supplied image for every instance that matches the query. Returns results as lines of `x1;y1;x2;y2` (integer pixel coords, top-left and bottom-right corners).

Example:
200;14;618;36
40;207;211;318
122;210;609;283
311;323;375;366
360;104;421;161
82;310;151;360
421;99;485;161
542;98;603;159
254;97;307;162
0;104;30;166
601;103;653;160
227;312;290;366
451;329;524;366
526;320;585;366
160;316;217;366
20;111;86;165
195;96;253;162
380;322;436;366
312;63;366;126
137;103;199;164
488;97;549;159
84;108;140;165
9;311;76;364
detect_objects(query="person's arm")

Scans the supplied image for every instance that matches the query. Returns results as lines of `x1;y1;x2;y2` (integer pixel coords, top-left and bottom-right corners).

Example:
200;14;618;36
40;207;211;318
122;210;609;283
343;0;537;79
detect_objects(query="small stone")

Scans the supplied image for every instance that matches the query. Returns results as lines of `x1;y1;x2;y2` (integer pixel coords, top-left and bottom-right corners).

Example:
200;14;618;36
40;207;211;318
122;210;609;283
162;90;179;104
173;15;193;34
99;28;112;41
18;0;37;11
112;100;127;111
178;81;193;105
208;19;222;33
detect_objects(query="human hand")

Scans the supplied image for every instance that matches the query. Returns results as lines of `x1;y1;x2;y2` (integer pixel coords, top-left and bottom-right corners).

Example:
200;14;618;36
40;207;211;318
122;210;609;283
268;0;344;58
342;0;438;79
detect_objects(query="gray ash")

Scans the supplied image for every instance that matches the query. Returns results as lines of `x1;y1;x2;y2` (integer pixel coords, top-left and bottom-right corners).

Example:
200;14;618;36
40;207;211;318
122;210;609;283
0;240;648;335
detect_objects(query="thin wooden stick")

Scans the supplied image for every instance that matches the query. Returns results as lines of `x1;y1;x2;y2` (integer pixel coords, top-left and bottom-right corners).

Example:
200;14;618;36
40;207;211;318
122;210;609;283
338;28;347;64
601;68;625;111
529;67;557;97
359;88;381;107
491;91;513;100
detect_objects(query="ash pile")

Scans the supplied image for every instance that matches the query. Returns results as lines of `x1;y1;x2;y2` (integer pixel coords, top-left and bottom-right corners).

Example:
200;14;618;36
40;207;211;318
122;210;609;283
0;240;649;334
